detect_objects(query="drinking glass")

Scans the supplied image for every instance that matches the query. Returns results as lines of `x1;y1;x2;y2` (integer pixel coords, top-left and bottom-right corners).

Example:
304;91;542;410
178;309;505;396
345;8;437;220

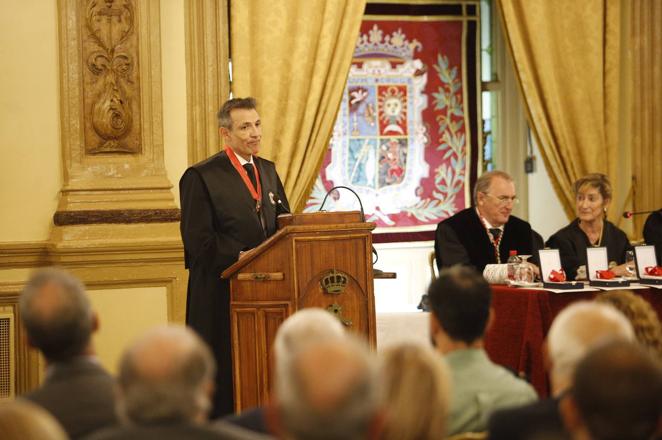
515;255;534;283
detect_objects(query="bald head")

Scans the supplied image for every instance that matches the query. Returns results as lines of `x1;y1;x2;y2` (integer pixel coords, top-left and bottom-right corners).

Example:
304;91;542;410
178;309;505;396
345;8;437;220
117;326;215;424
547;302;634;393
19;268;94;362
273;308;345;371
276;337;380;440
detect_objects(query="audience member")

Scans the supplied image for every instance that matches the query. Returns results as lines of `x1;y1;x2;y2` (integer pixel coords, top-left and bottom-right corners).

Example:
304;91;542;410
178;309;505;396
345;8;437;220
560;340;662;440
379;343;451;440
435;170;541;274
87;325;266;440
274;336;381;440
19;268;116;438
595;290;662;359
0;400;68;440
488;301;634;440
428;266;537;435
546;174;632;280
223;308;346;434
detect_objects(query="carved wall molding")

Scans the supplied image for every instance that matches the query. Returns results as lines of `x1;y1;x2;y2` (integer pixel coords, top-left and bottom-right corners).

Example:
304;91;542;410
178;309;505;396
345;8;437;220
184;0;230;165
53;208;180;226
58;0;175;212
0;238;188;394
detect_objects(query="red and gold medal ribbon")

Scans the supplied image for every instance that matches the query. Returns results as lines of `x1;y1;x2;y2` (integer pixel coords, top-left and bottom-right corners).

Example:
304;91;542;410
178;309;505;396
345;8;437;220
645;266;662;276
478;213;503;264
596;269;615;280
549;269;566;282
225;146;262;209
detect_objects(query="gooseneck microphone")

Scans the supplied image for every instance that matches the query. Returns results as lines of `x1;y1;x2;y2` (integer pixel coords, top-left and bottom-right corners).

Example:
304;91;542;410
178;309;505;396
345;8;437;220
623;209;661;219
318;185;366;222
317;185;378;264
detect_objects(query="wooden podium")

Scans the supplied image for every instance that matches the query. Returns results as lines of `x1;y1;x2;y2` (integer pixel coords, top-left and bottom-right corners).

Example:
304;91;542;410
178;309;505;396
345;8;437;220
221;211;377;411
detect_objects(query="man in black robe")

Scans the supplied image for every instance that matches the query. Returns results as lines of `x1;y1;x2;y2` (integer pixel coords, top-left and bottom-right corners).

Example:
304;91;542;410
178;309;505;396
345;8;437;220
179;97;289;417
435;170;540;274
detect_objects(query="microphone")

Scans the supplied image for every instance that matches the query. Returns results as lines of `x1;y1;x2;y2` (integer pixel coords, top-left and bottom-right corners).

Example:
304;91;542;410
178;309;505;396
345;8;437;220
623;209;660;219
318;185;378;264
318;185;365;222
269;191;290;216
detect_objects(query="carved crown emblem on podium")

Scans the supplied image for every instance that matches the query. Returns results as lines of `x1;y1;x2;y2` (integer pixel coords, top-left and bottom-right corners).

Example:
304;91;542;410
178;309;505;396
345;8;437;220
320;269;349;294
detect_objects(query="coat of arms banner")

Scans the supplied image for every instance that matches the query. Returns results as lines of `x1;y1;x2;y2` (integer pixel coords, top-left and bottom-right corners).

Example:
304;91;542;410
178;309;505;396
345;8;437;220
305;3;480;242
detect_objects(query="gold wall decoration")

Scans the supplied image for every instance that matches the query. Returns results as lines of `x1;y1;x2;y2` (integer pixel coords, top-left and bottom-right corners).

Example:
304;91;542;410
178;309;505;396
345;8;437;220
83;0;140;154
58;0;176;215
184;0;230;165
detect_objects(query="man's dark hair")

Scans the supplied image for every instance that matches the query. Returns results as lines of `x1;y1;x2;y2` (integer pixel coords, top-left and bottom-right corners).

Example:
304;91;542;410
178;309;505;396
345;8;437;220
217;97;257;129
19;268;94;362
427;265;491;344
572;340;662;440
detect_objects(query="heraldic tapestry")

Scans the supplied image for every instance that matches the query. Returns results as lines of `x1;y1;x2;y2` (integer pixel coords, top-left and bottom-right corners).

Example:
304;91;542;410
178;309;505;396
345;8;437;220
305;3;480;240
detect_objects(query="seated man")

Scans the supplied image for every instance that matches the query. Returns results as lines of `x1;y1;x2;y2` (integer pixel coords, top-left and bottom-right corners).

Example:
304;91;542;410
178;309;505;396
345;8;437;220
273;336;382;440
560;340;662;440
88;325;267;440
643;209;662;264
435;170;540;274
222;308;346;434
427;266;537;435
488;301;634;440
19;268;117;439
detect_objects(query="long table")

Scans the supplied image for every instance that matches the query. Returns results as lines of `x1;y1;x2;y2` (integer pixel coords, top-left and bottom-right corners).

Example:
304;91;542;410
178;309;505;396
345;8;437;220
484;285;662;397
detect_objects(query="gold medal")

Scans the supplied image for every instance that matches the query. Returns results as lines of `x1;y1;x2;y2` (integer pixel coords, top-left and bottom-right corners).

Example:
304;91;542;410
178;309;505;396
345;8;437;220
256;200;261;212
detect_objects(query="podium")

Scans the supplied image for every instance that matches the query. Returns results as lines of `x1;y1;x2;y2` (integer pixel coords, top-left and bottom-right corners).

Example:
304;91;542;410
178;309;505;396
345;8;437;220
221;211;377;411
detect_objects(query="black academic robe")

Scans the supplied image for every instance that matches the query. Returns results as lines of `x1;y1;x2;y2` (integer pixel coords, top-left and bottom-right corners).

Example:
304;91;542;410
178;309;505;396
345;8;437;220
643;210;662;264
546;219;631;281
179;151;289;417
435;207;536;273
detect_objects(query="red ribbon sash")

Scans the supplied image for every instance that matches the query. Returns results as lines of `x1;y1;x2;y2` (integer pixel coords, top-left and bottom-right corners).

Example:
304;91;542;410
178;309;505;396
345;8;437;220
596;270;615;280
225;146;262;209
645;266;662;276
549;269;566;282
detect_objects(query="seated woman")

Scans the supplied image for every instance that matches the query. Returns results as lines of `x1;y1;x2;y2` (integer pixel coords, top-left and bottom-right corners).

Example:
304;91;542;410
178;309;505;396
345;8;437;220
546;173;631;280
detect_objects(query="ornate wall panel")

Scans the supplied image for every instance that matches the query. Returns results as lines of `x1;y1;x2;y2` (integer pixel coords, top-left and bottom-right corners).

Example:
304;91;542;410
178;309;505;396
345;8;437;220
57;0;176;217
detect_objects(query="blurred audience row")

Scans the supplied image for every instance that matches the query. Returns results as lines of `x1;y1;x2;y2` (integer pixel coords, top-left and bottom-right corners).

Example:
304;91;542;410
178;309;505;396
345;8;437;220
1;267;661;440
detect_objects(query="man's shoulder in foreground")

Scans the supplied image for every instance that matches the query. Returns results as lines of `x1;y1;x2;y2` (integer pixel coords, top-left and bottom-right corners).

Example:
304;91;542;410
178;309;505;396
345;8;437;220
488;397;568;440
85;420;273;440
24;359;117;438
446;349;537;435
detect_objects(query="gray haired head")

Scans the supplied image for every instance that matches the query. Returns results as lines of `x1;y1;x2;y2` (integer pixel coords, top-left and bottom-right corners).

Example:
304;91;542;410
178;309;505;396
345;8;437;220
19;268;94;362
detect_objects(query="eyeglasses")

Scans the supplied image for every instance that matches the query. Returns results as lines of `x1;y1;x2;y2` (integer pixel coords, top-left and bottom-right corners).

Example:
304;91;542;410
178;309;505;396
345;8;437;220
482;193;520;206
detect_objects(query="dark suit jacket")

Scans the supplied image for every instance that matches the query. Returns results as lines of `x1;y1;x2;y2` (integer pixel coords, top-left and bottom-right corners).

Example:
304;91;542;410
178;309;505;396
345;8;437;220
23;357;116;439
488;397;569;440
643;210;662;264
435;208;537;273
85;420;273;440
222;406;269;434
179;151;289;417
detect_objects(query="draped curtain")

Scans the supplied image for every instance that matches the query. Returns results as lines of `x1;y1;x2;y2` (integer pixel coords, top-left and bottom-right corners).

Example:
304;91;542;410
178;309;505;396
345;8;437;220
497;0;623;222
230;0;367;212
631;1;662;237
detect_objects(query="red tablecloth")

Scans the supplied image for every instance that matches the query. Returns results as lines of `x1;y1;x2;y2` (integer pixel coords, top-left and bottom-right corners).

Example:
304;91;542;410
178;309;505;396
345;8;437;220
483;286;662;398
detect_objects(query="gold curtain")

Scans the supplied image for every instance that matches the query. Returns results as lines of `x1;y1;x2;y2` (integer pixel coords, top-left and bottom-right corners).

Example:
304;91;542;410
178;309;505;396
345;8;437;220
631;0;662;237
231;0;367;212
497;0;623;222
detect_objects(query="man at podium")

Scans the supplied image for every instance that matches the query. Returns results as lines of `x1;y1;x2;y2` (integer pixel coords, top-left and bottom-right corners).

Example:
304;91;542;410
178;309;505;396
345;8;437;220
179;97;290;417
